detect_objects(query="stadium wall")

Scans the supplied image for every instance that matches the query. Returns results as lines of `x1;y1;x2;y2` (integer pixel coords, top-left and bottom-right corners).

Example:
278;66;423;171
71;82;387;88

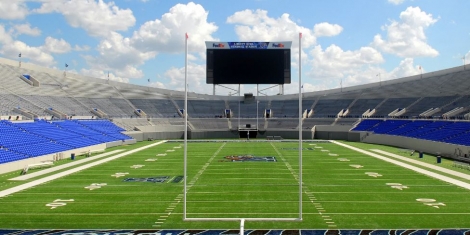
361;133;470;162
0;143;106;174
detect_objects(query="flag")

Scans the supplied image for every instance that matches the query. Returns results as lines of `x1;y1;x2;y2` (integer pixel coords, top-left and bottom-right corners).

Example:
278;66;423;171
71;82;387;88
18;53;21;58
148;78;150;83
65;63;68;68
185;33;188;39
299;32;302;38
419;66;421;70
301;85;303;88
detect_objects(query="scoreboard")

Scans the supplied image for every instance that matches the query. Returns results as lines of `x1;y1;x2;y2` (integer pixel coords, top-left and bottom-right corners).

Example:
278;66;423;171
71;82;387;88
206;41;291;85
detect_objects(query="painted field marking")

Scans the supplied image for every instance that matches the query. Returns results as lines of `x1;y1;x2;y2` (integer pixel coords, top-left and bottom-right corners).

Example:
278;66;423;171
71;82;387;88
130;165;144;169
157;154;167;156
46;199;74;209
365;172;382;178
145;158;157;162
331;140;470;190
84;183;107;191
271;143;336;226
371;149;470;180
314;146;323;149
386;183;408;190
111;172;129;178
328;153;339;156
0;140;167;198
321;149;329;152
337;158;350;162
166;150;175;152
350;164;363;169
417;198;446;208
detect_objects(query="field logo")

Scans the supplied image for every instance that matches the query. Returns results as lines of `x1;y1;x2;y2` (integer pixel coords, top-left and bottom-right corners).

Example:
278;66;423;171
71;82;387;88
386;183;408;190
84;183;107;191
123;176;183;183
280;148;315;151
416;198;446;208
223;155;276;162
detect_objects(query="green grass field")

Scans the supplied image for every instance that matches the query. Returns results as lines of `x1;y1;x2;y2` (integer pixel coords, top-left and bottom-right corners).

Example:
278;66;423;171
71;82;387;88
1;140;470;229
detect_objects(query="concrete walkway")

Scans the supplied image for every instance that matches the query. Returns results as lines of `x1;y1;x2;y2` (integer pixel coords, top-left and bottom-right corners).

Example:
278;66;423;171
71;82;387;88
331;140;470;190
10;150;124;181
0;140;167;198
371;149;470;180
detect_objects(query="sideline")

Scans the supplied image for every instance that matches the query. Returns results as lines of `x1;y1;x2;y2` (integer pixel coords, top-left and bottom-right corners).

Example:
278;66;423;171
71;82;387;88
371;149;470;181
331;140;470;190
10;150;124;181
0;140;167;198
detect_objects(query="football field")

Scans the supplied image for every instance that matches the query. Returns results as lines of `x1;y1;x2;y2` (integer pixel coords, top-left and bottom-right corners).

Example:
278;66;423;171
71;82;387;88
1;140;470;229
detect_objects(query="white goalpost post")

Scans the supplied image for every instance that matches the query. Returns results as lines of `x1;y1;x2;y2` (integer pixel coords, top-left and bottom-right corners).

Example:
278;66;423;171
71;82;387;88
182;32;304;232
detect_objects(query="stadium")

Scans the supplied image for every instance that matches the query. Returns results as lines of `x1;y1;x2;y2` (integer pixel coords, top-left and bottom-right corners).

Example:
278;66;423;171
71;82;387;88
2;40;470;234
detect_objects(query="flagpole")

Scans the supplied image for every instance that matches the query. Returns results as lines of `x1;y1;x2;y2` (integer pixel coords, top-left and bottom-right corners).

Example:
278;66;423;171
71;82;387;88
183;32;188;220
298;32;303;221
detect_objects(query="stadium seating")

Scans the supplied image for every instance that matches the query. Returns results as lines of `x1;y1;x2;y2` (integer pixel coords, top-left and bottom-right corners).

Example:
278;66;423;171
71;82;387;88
0;119;131;164
353;119;470;146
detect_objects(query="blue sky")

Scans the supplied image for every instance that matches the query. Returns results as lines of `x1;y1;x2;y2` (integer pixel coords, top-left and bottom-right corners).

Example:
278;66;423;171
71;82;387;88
0;0;469;95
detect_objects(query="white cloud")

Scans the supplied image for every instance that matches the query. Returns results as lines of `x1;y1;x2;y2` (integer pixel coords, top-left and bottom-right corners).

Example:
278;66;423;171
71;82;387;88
130;2;218;54
0;25;12;44
35;0;136;37
84;2;218;82
12;23;41;37
42;37;71;54
388;0;405;5
74;45;91;51
313;22;343;37
372;6;439;57
1;40;55;67
165;63;207;93
150;81;166;89
85;32;156;79
388;58;421;79
227;9;316;48
307;44;384;80
0;1;28;20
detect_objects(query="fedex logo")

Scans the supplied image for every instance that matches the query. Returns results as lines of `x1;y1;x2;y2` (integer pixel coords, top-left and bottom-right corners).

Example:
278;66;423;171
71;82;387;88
272;43;284;48
213;43;225;48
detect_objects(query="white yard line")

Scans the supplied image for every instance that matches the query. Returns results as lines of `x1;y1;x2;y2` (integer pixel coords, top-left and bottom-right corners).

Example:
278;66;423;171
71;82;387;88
0;141;167;198
10;150;125;181
371;149;470;180
331;141;470;190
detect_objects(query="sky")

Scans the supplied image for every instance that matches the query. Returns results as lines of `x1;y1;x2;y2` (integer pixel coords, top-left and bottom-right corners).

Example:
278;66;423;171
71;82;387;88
0;0;469;96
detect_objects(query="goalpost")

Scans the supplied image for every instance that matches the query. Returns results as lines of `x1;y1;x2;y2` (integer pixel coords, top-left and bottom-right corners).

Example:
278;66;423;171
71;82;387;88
182;32;304;231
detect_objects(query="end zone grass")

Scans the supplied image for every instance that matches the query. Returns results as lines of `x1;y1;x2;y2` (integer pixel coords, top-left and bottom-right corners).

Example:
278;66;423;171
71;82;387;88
1;140;470;229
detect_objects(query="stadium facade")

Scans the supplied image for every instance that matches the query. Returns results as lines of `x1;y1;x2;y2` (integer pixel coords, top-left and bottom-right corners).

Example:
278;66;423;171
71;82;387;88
1;56;470;174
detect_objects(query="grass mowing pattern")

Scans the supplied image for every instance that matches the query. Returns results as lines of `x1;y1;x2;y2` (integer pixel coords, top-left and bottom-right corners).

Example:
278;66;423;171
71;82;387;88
0;140;470;229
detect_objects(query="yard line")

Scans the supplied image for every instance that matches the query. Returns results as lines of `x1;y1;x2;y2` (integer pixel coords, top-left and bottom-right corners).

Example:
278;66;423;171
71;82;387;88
10;149;125;181
332;141;470;191
371;149;470;180
0;140;167;198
